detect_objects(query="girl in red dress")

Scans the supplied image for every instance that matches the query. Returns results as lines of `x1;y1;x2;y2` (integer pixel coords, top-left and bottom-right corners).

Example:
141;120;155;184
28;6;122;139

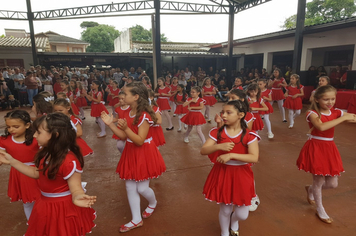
142;76;152;89
258;79;274;139
181;86;206;144
297;85;356;224
101;82;166;233
148;89;166;148
0;113;97;236
0;110;40;220
112;92;130;154
201;100;260;236
309;76;330;103
84;80;109;138
283;74;304;128
155;77;173;130
202;77;217;123
246;84;268;133
268;69;287;122
169;77;179;115
61;80;79;116
108;81;120;115
31;91;54;120
53;98;93;157
231;77;244;91
174;84;189;131
75;81;88;120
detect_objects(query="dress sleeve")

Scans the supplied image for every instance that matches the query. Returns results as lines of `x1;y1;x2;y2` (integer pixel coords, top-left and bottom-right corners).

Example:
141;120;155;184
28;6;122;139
246;131;261;145
61;153;83;180
200;98;206;104
306;110;318;122
209;127;218;142
138;112;154;127
334;108;343;118
0;137;6;150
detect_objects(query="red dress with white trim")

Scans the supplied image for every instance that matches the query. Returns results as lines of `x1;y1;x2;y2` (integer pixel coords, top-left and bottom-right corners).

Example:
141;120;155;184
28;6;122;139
0;136;40;203
232;85;243;90
116;111;166;181
156;87;171;110
108;87;120;106
66;91;80;115
297;109;344;176
180;97;206;125
75;88;87;107
174;93;189;115
270;78;286;101
150;106;166;147
260;89;273;114
112;106;131;140
203;127;260;206
169;84;178;101
248;97;264;131
70;115;93;157
283;85;304;110
202;85;217;106
106;85;113;104
25;152;96;236
90;90;109;117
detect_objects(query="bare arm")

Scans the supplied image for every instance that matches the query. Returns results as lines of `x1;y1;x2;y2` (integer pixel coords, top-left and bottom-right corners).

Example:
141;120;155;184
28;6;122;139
67;172;96;208
309;112;356;131
216;138;259;164
0;152;39;179
121;119;150;146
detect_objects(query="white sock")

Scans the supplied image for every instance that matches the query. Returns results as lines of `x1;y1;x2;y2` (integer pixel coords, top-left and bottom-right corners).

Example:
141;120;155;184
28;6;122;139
230;206;249;231
163;110;173;128
263;114;272;133
178;114;183;130
137;180;157;214
117;140;125;153
288;109;294;126
277;100;286;120
184;125;193;139
23;202;35;220
205;105;210;119
196;125;206;144
79;107;85;118
97;117;106;136
219;204;234;236
125;180;142;226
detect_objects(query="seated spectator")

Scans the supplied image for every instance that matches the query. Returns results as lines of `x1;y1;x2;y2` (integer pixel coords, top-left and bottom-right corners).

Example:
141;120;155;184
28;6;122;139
7;95;20;109
340;64;351;88
329;64;344;88
17;79;28;106
216;80;229;102
0;94;7;110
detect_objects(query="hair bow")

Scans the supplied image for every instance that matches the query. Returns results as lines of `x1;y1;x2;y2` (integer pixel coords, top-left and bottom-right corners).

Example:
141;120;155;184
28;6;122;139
44;96;54;102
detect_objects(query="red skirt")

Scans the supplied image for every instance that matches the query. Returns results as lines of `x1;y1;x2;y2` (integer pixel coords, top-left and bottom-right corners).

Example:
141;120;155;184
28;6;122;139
8;167;40;203
116;140;166;181
151;125;166;147
75;97;87;107
77;137;93;157
203;163;255;206
25;195;96;236
203;96;217;106
109;97;119;106
174;104;188;115
260;102;273;115
180;111;206;126
283;97;303;110
156;98;171;111
71;102;79;115
251;113;264;131
271;89;285;101
91;103;108;117
297;139;344;176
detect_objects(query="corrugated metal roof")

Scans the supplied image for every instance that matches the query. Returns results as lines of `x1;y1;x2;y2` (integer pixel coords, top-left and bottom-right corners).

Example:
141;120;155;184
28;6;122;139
133;42;211;52
0;37;49;49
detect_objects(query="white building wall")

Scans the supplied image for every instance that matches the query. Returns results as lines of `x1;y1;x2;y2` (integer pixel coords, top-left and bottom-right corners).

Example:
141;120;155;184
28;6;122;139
0;48;33;69
114;29;132;52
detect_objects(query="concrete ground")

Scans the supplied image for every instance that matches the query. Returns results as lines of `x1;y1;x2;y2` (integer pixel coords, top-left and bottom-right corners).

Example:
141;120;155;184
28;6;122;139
0;103;355;236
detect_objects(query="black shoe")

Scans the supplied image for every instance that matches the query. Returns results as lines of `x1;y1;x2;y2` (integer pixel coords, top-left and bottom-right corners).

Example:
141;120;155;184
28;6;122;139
283;119;287;123
166;126;174;131
82;117;86;120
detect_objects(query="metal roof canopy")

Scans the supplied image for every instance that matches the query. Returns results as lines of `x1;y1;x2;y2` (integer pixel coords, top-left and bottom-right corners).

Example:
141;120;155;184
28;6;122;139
1;0;272;87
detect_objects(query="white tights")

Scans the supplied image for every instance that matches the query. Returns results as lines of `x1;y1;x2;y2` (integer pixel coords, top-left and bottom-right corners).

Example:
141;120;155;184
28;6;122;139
79;107;85;118
184;125;206;144
205;105;211;119
307;175;338;219
95;117;106;136
288;109;301;126
178;114;184;130
270;100;286;121
219;204;249;236
125;180;157;227
111;106;117;116
116;140;125;154
169;101;176;113
162;110;173;128
262;114;272;134
23;202;35;220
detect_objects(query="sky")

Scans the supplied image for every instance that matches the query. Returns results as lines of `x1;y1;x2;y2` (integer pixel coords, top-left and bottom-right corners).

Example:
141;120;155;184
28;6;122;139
0;0;306;43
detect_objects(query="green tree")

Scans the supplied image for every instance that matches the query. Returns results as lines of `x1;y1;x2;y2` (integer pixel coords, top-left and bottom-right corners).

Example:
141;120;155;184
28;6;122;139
282;0;356;29
80;21;99;28
81;23;120;52
130;24;168;42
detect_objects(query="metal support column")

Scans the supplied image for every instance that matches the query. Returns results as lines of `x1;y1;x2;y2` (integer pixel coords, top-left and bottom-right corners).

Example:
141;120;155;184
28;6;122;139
154;0;162;78
292;0;306;75
227;4;235;88
26;0;38;66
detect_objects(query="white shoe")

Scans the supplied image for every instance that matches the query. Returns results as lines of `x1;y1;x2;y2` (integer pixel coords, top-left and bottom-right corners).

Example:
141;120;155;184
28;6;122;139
173;114;176;117
177;128;182;132
184;137;189;143
249;195;260;212
288;125;293;129
268;132;274;139
184;125;188;130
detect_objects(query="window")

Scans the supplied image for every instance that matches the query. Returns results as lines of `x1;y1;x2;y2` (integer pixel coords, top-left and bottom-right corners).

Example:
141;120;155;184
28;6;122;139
324;50;354;66
51;45;57;52
73;47;83;53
